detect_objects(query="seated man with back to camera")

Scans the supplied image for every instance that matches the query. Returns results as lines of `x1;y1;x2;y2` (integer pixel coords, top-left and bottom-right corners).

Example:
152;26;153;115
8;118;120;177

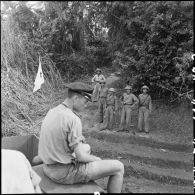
37;82;124;193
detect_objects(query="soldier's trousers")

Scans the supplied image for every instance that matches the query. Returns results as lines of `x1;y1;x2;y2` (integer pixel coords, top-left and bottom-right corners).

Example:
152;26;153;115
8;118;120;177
92;83;100;102
119;105;133;130
138;106;150;132
98;97;107;123
102;105;115;129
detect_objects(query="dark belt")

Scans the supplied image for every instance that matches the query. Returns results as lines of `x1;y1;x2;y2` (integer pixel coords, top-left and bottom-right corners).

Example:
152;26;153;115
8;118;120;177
124;103;133;105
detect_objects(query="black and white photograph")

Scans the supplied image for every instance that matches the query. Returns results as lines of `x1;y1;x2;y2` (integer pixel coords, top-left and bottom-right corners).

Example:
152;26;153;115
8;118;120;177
1;1;194;193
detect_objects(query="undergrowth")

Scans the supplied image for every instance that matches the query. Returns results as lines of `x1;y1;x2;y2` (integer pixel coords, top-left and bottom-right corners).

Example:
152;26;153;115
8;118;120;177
1;10;64;137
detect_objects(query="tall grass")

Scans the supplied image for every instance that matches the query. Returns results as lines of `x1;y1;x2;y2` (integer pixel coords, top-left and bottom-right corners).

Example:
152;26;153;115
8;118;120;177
1;14;65;137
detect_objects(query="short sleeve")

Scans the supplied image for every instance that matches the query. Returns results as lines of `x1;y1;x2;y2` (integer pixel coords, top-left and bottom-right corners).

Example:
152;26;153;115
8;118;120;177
67;117;85;152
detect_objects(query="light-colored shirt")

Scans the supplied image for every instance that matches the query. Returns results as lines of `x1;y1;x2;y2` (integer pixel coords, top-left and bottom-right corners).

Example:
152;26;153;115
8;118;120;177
91;74;106;83
38;103;85;165
2;149;42;194
138;94;152;111
99;86;108;98
122;93;139;105
106;94;118;110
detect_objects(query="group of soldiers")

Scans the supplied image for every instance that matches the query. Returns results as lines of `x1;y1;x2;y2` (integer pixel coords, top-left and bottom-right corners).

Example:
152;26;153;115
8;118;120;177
91;68;152;134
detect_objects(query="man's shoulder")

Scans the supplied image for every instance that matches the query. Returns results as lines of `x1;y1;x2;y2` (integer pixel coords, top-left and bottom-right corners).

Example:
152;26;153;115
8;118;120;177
147;94;152;99
50;104;75;118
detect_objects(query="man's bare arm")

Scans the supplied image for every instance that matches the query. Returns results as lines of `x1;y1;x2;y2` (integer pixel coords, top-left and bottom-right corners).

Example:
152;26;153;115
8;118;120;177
74;143;101;163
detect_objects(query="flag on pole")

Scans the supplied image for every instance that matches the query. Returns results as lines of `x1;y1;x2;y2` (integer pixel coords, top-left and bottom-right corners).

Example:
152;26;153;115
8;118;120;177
33;56;44;93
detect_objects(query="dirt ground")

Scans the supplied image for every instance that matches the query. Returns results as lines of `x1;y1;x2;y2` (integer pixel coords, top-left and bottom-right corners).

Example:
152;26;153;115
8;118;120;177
80;71;193;193
43;71;193;193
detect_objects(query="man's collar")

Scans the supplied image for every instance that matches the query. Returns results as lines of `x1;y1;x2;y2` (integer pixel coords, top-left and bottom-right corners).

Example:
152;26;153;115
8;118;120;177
72;110;82;118
61;102;71;109
61;102;82;118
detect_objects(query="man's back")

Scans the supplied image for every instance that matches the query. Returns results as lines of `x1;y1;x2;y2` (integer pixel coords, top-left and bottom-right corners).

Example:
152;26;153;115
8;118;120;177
38;104;82;165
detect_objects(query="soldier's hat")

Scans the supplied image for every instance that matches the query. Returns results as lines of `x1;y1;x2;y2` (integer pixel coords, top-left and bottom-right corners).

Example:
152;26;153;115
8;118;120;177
124;85;132;90
95;68;102;73
141;85;149;91
108;88;115;92
65;82;93;101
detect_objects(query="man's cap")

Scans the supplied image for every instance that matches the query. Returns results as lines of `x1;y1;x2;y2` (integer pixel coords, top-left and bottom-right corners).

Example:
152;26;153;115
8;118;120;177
125;85;132;90
108;88;115;92
65;82;93;101
95;68;102;73
141;85;149;90
65;82;93;93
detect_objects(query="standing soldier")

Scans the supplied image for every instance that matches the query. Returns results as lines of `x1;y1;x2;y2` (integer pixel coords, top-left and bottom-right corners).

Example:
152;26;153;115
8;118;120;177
118;85;139;133
138;85;152;134
91;68;106;102
100;88;118;131
98;80;108;123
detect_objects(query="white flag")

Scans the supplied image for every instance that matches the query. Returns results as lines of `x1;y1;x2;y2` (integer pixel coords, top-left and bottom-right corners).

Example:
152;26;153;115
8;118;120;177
33;56;44;93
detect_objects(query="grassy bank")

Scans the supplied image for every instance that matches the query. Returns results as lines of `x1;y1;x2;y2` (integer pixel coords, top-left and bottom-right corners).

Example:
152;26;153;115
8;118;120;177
1;12;65;137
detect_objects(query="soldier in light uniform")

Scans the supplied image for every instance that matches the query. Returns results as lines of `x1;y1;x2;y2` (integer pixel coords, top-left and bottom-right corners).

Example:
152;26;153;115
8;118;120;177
100;88;118;131
91;68;106;102
118;85;139;132
138;85;152;134
98;80;108;123
38;82;124;193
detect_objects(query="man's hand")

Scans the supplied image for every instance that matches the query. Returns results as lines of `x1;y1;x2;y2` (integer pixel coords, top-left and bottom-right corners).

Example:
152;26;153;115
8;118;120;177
74;143;102;163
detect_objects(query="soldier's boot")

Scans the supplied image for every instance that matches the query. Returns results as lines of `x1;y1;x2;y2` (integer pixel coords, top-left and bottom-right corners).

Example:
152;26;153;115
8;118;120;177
99;126;107;131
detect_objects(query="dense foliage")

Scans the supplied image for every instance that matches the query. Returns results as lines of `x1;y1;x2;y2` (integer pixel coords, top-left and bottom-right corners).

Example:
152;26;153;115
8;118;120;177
1;1;194;99
104;1;193;99
1;1;193;137
2;1;111;81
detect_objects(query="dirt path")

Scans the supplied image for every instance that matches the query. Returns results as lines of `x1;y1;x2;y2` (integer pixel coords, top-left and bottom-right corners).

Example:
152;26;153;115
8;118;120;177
81;71;193;193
